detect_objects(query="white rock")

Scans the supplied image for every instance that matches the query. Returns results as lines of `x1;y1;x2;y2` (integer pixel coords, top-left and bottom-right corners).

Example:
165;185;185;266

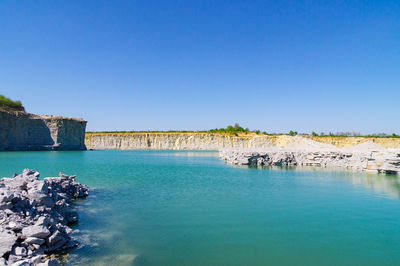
21;226;50;239
0;230;17;257
14;247;27;257
10;259;33;266
24;237;45;245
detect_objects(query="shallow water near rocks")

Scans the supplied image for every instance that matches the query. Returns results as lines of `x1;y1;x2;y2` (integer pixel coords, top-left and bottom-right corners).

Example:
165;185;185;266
1;150;400;265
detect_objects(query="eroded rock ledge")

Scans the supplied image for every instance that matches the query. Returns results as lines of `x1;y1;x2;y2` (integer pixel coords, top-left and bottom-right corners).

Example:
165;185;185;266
0;110;87;151
219;149;400;175
0;169;89;266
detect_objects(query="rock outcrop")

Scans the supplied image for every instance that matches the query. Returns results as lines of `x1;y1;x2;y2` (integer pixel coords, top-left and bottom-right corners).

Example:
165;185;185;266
0;111;87;151
0;169;89;265
85;133;400;150
219;148;400;175
85;132;275;150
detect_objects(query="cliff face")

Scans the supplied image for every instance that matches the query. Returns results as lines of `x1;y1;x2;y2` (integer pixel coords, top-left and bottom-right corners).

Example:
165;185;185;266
85;133;277;150
0;110;87;151
85;133;400;150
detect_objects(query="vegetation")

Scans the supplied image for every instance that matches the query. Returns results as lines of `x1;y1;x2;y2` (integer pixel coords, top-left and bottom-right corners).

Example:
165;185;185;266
209;123;250;135
307;131;400;138
0;95;25;112
87;125;399;138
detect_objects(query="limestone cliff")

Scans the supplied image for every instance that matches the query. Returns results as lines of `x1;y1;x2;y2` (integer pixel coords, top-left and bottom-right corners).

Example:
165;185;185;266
85;132;273;150
0;110;87;151
85;133;400;150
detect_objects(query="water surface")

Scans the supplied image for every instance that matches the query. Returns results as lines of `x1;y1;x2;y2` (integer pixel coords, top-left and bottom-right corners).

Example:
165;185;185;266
1;150;400;265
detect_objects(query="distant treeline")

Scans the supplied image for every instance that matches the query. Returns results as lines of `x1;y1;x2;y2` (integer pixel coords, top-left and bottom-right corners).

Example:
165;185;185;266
88;124;399;138
209;124;399;138
308;132;400;138
0;95;25;112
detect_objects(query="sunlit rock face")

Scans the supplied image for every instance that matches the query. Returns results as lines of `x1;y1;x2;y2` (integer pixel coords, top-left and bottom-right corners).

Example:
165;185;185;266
219;149;400;175
85;133;276;150
85;133;400;151
0;110;87;151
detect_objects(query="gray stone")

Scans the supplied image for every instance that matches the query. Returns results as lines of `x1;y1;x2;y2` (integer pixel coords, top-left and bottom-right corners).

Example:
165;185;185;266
0;191;13;203
46;231;66;251
9;260;33;266
24;237;45;245
219;148;400;175
31;244;40;250
0;230;17;257
13;247;27;257
7;221;22;231
34;217;49;227
0;170;89;263
21;226;50;239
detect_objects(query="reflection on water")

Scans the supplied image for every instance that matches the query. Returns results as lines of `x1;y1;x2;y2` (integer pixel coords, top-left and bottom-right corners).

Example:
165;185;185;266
2;151;400;266
245;165;400;199
340;173;400;199
154;151;219;157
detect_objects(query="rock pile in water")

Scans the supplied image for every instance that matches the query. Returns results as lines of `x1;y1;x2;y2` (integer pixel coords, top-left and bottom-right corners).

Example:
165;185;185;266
0;169;89;265
220;146;400;175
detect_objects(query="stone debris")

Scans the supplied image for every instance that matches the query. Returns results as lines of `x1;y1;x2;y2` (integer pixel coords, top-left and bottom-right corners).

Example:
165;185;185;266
219;138;400;175
345;141;385;151
0;169;89;265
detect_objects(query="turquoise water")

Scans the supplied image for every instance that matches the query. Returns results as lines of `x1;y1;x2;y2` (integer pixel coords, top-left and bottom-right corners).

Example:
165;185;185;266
1;151;400;265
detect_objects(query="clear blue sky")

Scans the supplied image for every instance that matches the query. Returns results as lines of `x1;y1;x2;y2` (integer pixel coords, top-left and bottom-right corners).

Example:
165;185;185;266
1;0;399;133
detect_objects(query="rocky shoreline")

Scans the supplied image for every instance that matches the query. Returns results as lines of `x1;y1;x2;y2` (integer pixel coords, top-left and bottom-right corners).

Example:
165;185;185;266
219;148;400;175
0;169;89;266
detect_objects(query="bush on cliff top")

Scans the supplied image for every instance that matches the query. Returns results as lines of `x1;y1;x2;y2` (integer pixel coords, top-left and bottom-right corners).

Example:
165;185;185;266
0;95;25;112
209;123;250;135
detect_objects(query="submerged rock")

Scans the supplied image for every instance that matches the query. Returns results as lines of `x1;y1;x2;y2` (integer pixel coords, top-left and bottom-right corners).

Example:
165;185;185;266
0;169;89;265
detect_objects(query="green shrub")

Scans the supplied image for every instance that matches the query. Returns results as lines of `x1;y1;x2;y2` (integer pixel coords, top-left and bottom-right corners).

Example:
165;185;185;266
289;130;298;136
209;123;250;134
0;95;25;111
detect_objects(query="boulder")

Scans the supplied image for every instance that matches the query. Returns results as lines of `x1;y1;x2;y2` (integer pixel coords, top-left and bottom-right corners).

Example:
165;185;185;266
34;217;49;227
21;226;50;239
13;247;27;257
0;230;17;257
46;231;66;252
24;237;45;245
